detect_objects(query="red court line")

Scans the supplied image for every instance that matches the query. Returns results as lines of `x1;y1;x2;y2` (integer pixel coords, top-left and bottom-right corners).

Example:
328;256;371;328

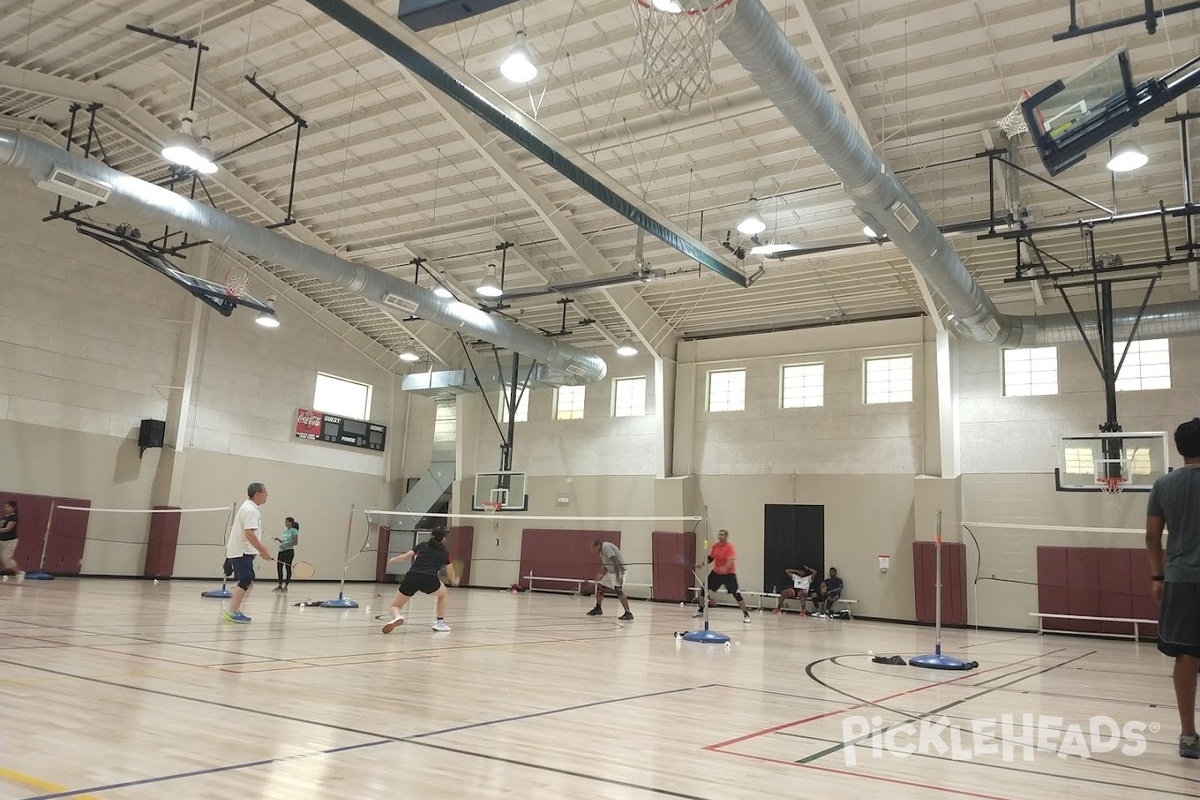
712;748;1017;800
705;649;1060;751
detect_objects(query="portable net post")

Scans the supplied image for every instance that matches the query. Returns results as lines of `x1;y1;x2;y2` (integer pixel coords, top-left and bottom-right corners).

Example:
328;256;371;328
25;501;57;580
630;0;739;114
201;503;239;598
910;510;976;671
677;506;730;645
320;503;360;608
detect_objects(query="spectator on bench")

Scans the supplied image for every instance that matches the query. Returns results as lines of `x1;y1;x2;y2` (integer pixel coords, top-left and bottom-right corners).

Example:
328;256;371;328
774;565;817;615
811;567;844;617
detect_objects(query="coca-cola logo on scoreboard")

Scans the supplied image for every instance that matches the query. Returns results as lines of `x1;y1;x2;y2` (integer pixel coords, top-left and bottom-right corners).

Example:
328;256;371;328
295;408;324;440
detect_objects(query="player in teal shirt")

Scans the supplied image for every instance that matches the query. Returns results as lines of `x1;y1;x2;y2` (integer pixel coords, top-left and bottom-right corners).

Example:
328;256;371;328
273;517;300;591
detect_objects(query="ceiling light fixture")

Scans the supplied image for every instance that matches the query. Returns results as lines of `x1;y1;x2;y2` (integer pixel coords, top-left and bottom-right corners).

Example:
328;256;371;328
434;284;453;299
398;349;421;362
862;224;879;238
500;31;538;83
255;294;280;328
161;110;218;174
1106;141;1148;172
650;0;684;12
616;335;639;356
736;198;766;236
476;264;504;297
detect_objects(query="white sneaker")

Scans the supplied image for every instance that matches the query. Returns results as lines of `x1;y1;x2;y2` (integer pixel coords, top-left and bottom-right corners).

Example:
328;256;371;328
431;620;451;632
381;615;405;634
743;614;752;624
14;572;24;583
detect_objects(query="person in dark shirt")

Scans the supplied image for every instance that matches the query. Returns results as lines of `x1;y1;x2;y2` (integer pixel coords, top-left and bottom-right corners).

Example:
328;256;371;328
0;500;23;581
382;529;459;633
811;567;844;616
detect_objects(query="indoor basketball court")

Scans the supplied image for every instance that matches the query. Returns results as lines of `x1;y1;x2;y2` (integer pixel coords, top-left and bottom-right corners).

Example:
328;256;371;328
2;0;1198;798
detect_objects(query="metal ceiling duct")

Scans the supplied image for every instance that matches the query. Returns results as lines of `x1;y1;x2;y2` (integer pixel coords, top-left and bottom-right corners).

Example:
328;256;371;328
720;0;1200;345
0;127;607;382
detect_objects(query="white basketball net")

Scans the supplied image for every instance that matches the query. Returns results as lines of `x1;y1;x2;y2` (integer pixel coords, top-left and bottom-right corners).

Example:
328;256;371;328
997;89;1033;138
224;267;251;297
631;0;738;114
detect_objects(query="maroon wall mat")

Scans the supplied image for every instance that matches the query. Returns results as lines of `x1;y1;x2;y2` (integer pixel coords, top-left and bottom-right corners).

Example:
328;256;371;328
1036;546;1157;638
912;541;967;624
519;528;620;591
143;506;181;578
650;530;696;601
0;492;91;575
448;525;473;584
375;526;393;583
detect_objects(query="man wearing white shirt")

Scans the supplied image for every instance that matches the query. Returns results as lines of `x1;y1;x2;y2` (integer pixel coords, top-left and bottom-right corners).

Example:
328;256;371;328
222;482;273;624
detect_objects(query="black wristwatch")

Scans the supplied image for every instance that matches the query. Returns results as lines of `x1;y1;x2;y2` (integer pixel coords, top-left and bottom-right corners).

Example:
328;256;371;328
1151;575;1165;582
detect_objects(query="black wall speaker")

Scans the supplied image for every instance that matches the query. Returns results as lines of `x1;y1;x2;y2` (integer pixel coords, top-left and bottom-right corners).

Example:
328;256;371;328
138;419;166;456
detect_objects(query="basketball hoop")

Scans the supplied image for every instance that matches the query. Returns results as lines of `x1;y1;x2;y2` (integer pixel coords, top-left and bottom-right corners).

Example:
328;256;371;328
481;501;503;514
997;89;1033;138
630;0;738;114
1097;476;1127;495
224;266;251;297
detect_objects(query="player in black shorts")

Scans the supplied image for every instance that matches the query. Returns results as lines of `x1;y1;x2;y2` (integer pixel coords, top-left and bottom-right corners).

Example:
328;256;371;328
382;528;459;633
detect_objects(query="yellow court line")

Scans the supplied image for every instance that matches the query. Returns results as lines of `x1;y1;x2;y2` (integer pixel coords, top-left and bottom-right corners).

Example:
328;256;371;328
0;766;104;799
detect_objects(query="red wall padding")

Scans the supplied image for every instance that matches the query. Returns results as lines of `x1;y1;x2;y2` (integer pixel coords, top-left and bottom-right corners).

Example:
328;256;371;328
651;530;696;602
519;528;619;591
913;541;967;624
0;492;91;575
1036;546;1157;638
143;506;181;578
449;525;473;585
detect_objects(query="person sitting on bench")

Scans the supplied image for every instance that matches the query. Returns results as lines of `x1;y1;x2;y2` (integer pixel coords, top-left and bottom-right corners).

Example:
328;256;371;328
811;567;844;616
775;565;817;615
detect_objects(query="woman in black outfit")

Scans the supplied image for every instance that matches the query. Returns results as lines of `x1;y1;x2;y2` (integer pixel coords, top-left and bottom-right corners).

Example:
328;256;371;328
382;529;459;633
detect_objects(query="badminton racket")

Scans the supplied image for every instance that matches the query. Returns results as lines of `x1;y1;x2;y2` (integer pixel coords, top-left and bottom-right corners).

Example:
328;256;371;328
279;560;316;579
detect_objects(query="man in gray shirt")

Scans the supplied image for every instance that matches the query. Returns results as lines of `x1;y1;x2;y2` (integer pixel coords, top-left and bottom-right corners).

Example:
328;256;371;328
587;539;634;621
1147;417;1200;760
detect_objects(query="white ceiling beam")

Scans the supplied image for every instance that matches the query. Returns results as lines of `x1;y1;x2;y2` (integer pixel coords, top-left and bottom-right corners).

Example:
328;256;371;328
793;0;875;147
0;64;458;366
397;68;678;359
160;55;275;135
910;268;944;333
507;243;623;348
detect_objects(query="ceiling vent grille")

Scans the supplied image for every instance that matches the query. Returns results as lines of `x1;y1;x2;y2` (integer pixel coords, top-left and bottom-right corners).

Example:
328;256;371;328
36;167;112;205
381;293;420;314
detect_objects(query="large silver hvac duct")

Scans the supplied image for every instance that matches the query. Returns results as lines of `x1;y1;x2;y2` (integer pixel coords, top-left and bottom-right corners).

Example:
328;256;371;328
720;0;1200;346
0;127;607;382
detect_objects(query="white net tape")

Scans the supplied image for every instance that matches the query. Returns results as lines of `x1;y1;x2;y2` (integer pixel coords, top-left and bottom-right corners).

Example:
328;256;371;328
631;0;738;114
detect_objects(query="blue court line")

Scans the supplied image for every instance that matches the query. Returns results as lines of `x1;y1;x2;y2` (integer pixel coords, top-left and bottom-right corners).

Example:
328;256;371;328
24;740;391;800
406;684;713;739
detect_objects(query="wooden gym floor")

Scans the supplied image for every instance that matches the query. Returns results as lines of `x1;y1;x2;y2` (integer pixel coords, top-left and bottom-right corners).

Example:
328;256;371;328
0;579;1195;799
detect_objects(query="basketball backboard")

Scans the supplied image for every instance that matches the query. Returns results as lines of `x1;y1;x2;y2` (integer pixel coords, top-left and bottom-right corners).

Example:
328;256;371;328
1055;431;1169;493
472;471;528;511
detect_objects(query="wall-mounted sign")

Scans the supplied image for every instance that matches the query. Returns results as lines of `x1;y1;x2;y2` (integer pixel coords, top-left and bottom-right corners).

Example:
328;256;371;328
294;408;387;452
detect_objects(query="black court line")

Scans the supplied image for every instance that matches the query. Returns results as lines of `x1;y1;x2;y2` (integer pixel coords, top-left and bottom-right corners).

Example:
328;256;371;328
0;657;714;797
24;740;391;800
795;651;1200;789
773;728;1197;799
407;684;710;739
405;738;714;800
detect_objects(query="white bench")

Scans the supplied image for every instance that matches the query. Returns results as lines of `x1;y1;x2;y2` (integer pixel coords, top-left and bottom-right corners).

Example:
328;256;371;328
1029;612;1156;641
688;586;778;610
525;573;652;599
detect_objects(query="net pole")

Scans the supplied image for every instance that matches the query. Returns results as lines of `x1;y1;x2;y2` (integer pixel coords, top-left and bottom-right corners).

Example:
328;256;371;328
202;503;239;597
26;500;57;580
320;503;359;608
678;503;730;644
933;509;943;656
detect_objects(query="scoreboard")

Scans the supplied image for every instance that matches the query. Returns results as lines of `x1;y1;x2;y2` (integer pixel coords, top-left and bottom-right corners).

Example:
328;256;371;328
295;408;387;452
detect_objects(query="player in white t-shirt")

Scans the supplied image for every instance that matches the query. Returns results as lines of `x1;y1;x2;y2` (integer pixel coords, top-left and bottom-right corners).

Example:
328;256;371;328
774;564;817;615
222;482;273;624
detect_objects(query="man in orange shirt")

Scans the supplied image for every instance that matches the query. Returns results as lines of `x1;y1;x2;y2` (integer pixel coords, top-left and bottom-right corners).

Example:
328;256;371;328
695;529;751;623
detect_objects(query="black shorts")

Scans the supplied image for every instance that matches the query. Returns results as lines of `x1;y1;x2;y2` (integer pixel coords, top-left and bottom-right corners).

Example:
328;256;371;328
1158;581;1200;659
228;554;255;582
278;548;295;565
707;573;739;594
399;572;443;597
